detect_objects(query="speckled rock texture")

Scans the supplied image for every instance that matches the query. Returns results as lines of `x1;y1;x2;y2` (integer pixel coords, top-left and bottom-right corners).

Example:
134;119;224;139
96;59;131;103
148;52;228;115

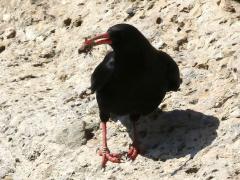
0;0;240;179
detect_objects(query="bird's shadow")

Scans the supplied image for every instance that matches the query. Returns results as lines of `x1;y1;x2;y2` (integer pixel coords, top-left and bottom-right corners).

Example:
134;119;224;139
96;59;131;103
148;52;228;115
115;109;219;161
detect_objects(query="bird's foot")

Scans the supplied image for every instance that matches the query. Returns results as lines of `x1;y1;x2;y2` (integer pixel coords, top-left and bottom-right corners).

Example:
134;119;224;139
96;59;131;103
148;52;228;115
98;148;122;168
127;145;139;160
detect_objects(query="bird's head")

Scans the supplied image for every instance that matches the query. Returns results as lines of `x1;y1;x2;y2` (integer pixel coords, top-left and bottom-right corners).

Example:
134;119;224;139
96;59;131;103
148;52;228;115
79;24;151;55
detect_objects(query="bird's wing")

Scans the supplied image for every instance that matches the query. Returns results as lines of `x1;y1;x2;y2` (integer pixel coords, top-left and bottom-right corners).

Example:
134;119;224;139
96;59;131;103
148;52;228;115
90;51;115;92
156;51;181;92
166;55;181;91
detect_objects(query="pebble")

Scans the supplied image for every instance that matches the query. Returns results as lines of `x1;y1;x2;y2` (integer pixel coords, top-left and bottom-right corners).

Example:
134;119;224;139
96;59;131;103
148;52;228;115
2;176;13;180
147;2;154;10
54;120;87;148
6;29;16;39
39;50;55;59
177;36;188;46
153;39;166;49
156;17;162;24
126;8;135;17
189;99;198;105
73;16;83;27
63;18;72;27
0;45;5;53
196;63;209;70
213;51;224;61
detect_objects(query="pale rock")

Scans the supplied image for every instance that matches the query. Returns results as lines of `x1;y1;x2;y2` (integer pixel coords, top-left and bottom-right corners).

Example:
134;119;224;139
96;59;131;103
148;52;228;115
2;14;11;22
24;26;40;41
54;120;87;148
152;39;165;49
0;0;240;179
5;28;16;39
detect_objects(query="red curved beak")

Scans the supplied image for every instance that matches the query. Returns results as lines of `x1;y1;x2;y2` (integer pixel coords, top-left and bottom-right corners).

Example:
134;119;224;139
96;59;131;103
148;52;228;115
84;33;112;46
79;32;112;54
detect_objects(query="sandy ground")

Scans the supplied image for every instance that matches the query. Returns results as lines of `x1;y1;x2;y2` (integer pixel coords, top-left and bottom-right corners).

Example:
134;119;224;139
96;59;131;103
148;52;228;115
0;0;240;179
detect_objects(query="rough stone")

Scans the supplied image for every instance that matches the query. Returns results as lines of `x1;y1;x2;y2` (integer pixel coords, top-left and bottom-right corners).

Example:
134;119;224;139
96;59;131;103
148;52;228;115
5;28;16;39
54;120;87;148
126;7;136;17
73;16;83;27
0;0;240;179
0;45;5;53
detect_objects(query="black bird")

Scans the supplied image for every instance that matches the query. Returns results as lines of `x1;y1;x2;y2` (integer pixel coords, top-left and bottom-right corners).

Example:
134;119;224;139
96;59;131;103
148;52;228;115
79;24;181;167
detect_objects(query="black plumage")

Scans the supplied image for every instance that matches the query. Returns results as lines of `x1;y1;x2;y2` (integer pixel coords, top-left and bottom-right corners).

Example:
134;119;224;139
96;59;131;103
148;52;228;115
80;24;181;167
91;24;181;117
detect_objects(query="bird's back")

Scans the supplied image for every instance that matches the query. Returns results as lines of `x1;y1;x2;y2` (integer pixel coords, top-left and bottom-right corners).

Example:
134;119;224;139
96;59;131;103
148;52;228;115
92;49;180;115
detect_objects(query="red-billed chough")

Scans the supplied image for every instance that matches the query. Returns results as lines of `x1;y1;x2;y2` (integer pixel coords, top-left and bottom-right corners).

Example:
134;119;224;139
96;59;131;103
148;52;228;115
79;24;181;167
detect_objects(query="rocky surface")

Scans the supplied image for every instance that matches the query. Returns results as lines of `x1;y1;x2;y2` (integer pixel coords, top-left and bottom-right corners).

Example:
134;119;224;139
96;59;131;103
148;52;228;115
0;0;240;179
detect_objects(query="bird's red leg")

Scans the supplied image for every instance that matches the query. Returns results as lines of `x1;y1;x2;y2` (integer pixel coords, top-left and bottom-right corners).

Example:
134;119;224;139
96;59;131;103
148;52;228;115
127;115;140;160
98;122;121;167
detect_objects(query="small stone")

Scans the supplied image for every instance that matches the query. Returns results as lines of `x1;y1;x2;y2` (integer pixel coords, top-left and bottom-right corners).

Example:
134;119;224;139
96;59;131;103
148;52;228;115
3;176;13;180
170;15;178;23
180;7;190;13
185;167;199;174
196;63;209;70
213;51;224;61
6;28;16;39
0;45;6;53
147;2;154;10
153;39;166;49
28;151;41;161
179;21;185;27
177;36;188;46
174;35;188;51
15;158;20;163
177;27;181;32
206;176;214;180
189;99;198;105
139;11;145;19
160;103;167;110
219;0;236;13
54;121;87;148
126;8;135;17
63;18;72;26
59;74;68;82
73;16;83;27
39;50;55;58
156;17;162;24
18;74;37;81
221;115;228;121
139;15;145;19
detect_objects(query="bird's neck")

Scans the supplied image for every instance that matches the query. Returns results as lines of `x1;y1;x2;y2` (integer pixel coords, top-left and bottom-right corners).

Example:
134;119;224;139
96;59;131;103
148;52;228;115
114;44;155;65
116;50;142;61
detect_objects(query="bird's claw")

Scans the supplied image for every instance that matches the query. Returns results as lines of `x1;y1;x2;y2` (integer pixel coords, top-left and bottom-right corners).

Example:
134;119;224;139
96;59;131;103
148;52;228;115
98;149;122;168
127;145;139;160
